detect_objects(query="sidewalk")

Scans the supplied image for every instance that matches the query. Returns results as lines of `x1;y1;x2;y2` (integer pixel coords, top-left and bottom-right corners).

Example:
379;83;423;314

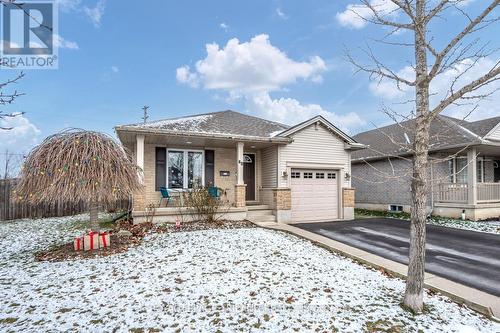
255;221;500;320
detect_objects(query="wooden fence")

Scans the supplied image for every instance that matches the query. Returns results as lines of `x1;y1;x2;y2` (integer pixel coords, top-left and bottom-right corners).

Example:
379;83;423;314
1;178;131;221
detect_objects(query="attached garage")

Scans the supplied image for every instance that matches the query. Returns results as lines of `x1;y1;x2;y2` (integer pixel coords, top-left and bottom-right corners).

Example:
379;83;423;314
290;169;339;222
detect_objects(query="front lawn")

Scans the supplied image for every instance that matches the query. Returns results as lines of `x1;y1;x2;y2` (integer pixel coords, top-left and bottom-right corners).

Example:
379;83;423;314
355;208;500;234
0;216;498;332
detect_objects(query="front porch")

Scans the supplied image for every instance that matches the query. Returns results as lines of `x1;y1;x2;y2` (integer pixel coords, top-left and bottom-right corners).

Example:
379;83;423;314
434;146;500;220
120;130;293;223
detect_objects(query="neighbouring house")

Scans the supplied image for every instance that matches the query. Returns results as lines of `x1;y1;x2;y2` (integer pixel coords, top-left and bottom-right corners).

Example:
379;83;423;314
351;115;500;221
115;110;364;223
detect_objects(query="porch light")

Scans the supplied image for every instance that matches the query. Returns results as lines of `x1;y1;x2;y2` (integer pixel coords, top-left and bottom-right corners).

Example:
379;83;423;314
345;172;351;180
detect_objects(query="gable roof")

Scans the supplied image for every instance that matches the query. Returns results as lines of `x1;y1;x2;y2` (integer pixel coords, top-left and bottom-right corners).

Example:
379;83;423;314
278;115;363;147
352;115;500;162
116;110;290;141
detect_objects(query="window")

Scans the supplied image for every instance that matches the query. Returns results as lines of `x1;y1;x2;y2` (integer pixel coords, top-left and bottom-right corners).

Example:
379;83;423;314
168;151;184;188
448;157;486;183
449;157;468;183
188;152;203;188
327;173;336;179
291;172;300;178
303;172;313;179
477;158;486;183
316;172;325;179
167;149;204;189
389;205;404;212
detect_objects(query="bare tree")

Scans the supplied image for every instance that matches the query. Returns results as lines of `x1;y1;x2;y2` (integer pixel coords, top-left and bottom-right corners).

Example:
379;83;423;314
346;0;500;312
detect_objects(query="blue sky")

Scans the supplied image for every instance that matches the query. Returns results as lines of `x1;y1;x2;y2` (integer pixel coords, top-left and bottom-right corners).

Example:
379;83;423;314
1;0;499;165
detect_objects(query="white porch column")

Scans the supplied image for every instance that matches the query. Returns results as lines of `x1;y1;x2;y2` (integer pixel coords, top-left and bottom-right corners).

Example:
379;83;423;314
467;147;477;205
136;134;145;183
234;142;246;207
236;142;244;185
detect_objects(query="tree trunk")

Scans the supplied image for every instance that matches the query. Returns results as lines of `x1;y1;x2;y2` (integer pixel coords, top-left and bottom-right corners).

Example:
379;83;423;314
89;198;99;231
403;0;430;313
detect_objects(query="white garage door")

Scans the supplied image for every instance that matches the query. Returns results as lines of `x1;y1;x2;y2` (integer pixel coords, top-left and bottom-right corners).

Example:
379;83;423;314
290;169;339;222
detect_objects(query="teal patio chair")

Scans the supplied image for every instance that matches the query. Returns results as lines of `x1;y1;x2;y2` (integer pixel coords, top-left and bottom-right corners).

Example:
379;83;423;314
159;187;171;207
208;186;223;199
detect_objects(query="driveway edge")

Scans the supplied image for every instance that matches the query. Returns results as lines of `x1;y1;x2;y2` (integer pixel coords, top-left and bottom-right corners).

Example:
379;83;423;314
254;222;500;322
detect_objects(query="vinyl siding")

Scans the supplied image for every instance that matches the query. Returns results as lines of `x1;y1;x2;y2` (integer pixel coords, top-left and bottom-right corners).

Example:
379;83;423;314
278;123;351;188
486;123;500;141
261;146;278;188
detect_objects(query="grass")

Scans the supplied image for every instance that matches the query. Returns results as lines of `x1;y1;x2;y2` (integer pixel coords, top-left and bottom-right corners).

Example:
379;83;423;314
70;211;128;230
355;209;411;220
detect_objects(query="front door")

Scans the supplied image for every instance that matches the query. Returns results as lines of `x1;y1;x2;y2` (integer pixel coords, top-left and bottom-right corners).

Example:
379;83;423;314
243;154;256;201
495;160;500;182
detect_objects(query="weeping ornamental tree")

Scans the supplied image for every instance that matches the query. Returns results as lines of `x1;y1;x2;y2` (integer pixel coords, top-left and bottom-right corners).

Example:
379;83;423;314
16;130;142;230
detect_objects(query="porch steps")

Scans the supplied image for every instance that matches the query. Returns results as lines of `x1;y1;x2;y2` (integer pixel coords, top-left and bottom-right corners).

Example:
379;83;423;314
247;204;270;211
246;205;276;223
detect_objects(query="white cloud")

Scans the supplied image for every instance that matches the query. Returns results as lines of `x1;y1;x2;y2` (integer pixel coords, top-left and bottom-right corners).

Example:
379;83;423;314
178;34;326;94
54;34;79;50
84;0;105;28
177;34;365;132
0;114;41;151
336;0;399;29
56;0;81;12
276;8;288;20
219;22;229;31
368;57;500;120
176;65;199;88
111;66;119;73
246;92;365;132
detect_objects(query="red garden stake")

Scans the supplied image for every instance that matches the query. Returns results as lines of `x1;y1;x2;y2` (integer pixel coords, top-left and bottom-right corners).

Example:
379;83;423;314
175;219;181;230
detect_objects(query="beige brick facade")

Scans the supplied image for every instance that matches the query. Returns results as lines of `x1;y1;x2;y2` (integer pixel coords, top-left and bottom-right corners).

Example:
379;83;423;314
214;148;237;203
132;144;242;208
343;188;355;208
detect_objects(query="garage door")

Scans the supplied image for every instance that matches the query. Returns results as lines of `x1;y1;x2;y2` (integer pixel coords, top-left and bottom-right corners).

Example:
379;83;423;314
290;169;338;222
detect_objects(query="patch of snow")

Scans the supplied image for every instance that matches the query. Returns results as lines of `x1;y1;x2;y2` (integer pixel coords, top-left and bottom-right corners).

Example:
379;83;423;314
0;216;498;332
269;130;284;137
427;217;500;235
131;114;213;131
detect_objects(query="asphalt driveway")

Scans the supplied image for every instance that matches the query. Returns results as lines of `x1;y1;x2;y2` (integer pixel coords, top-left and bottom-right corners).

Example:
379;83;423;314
294;218;500;296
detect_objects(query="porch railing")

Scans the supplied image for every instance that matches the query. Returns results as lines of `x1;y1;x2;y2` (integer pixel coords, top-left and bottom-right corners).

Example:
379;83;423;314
435;183;468;203
477;183;500;203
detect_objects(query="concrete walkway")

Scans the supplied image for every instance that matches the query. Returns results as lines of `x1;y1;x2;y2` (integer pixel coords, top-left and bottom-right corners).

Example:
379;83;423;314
255;221;500;320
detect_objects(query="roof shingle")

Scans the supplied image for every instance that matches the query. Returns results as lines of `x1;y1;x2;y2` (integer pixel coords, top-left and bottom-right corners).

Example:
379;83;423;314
352;115;499;161
117;110;289;139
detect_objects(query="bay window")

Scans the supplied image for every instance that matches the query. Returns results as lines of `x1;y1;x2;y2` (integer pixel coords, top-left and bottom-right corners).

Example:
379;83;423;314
167;149;204;189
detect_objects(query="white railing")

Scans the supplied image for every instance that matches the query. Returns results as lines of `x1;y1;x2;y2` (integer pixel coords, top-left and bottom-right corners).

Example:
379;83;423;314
477;183;500;203
436;183;468;203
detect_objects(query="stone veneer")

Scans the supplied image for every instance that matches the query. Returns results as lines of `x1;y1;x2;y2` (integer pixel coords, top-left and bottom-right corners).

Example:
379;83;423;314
234;184;247;207
274;188;291;210
342;188;355;208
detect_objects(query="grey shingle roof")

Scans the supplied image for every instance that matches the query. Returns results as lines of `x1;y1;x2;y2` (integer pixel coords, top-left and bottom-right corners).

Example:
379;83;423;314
352;115;499;162
117;110;289;139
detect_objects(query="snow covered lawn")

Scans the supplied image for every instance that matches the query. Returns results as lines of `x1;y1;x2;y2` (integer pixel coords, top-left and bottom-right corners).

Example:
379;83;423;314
1;216;499;332
427;217;500;234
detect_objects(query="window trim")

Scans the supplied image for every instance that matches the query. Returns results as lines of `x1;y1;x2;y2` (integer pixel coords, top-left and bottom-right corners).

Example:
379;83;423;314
166;148;205;189
449;156;486;183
